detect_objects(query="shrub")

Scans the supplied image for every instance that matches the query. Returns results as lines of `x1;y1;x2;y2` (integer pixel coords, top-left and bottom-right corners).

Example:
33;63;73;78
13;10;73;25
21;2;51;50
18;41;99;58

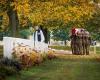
12;43;44;67
18;50;43;68
47;50;56;60
19;29;31;39
33;54;43;66
40;53;48;61
0;58;22;80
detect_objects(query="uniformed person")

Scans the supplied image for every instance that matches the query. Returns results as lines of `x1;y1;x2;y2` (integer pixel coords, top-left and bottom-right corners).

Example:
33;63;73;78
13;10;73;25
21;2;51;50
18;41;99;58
71;28;77;55
85;31;91;55
71;28;91;55
82;30;91;55
77;30;83;55
81;29;86;55
71;34;77;55
74;34;78;55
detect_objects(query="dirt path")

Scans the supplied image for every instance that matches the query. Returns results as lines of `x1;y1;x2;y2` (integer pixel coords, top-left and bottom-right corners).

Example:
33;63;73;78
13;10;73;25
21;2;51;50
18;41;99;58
50;48;72;54
50;48;95;56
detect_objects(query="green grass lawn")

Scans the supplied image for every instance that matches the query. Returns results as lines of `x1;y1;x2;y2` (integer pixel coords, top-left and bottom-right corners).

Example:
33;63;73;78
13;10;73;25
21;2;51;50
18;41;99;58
0;45;100;80
7;55;100;80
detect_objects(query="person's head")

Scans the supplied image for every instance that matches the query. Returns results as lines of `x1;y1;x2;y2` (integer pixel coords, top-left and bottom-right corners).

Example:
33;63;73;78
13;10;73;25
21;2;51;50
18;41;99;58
35;26;39;30
85;31;90;37
80;28;84;32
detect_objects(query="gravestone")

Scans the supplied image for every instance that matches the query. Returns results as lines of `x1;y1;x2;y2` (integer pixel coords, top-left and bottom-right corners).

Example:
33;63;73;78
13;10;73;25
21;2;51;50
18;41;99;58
3;37;48;59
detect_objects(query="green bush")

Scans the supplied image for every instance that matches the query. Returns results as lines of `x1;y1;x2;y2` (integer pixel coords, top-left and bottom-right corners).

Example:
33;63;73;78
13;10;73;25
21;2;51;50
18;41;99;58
0;58;22;80
19;29;31;39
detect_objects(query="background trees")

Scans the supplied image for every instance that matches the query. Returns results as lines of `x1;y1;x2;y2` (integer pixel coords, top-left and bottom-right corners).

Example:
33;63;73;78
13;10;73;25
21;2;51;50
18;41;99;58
0;0;100;41
52;26;70;45
84;0;100;41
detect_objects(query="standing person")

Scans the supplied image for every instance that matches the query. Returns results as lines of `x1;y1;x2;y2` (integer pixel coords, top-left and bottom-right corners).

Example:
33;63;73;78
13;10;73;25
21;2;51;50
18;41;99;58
81;29;86;55
33;26;45;52
71;27;77;54
85;31;91;55
33;26;45;42
71;28;75;54
71;34;77;55
77;30;83;55
82;30;91;55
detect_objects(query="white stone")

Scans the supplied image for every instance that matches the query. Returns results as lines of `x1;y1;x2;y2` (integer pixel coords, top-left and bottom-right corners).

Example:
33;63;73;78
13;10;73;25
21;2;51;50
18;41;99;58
3;37;48;59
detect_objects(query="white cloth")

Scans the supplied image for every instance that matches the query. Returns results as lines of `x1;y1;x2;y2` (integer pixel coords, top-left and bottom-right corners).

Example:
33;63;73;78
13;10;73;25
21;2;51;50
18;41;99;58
33;29;45;42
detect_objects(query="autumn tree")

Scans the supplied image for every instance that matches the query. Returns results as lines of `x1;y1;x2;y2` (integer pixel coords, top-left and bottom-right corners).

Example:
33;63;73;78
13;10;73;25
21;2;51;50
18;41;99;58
28;0;95;28
0;0;31;37
0;0;18;36
0;0;96;37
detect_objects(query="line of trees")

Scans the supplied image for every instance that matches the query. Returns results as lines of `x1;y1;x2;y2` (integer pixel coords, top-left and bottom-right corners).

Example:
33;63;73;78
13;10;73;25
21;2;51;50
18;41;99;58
0;0;100;41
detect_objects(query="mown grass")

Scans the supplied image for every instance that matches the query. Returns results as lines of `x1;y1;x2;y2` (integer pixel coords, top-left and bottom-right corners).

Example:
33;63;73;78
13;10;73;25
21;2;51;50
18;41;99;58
7;55;100;80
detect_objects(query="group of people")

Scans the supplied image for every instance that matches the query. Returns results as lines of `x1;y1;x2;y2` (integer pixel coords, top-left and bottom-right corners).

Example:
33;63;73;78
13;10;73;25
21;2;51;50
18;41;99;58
33;26;91;55
71;28;91;55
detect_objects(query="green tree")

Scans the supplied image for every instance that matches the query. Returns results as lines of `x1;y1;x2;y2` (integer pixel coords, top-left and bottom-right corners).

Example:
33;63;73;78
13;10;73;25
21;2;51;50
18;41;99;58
52;26;70;45
84;0;100;41
85;11;100;41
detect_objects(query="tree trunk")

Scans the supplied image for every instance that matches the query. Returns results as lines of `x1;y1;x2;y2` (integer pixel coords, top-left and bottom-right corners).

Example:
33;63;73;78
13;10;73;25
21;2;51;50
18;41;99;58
0;15;3;26
7;8;19;37
64;40;66;46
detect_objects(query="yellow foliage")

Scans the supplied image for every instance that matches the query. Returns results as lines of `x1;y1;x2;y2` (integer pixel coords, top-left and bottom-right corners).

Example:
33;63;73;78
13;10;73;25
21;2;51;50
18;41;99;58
27;0;95;26
0;0;96;28
0;12;9;30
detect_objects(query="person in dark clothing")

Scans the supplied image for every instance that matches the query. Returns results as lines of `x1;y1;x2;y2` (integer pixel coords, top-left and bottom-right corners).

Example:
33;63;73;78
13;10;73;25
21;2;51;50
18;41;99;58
85;31;91;55
71;28;77;55
71;35;77;54
82;30;91;55
77;31;83;55
33;26;45;42
37;29;41;42
71;28;91;55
